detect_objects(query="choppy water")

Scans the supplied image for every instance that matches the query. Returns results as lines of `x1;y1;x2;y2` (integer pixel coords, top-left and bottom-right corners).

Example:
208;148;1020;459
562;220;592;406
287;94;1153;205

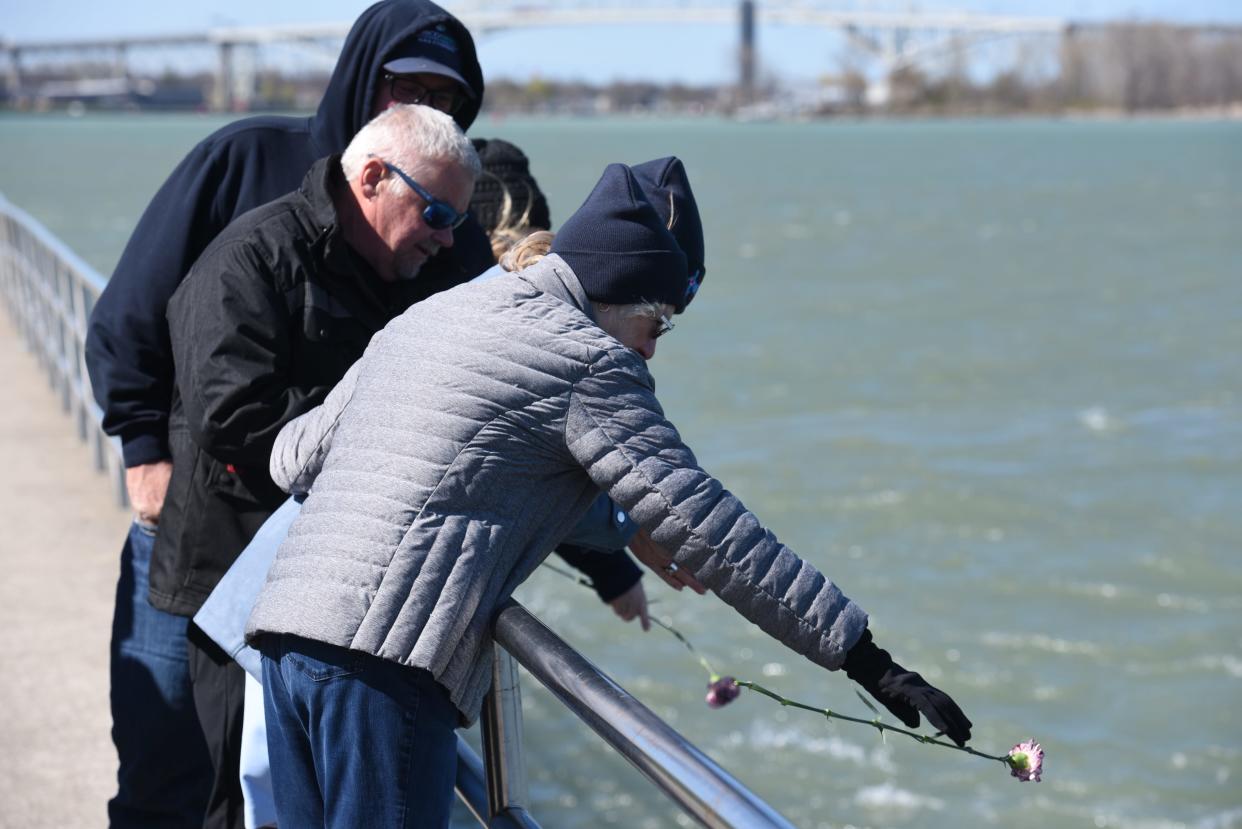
2;113;1240;828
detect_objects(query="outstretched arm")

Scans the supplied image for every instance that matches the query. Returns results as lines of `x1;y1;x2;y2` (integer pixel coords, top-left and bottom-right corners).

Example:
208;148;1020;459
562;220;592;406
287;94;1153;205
564;348;972;745
566;350;868;670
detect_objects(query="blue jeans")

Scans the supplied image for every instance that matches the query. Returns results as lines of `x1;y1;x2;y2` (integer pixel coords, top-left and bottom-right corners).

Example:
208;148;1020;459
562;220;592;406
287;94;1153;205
260;634;459;828
109;520;212;828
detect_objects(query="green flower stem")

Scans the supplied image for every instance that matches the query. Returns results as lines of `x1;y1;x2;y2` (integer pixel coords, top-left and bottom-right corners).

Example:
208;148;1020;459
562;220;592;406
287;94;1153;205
734;679;1011;766
649;616;718;678
540;559;1016;769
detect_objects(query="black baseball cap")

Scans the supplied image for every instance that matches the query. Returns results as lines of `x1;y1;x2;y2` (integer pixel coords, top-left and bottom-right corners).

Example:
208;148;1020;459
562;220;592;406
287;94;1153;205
383;24;476;98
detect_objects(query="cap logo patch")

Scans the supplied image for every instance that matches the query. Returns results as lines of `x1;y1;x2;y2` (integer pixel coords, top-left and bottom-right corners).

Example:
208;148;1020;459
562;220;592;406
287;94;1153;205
417;28;459;54
685;268;703;303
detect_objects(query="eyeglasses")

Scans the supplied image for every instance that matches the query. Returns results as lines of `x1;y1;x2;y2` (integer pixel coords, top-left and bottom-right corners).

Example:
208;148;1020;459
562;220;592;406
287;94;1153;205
371;156;468;231
383;73;466;116
654;312;675;339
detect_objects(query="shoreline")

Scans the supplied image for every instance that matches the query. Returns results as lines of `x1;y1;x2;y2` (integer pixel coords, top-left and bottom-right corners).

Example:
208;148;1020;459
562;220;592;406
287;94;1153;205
4;101;1242;123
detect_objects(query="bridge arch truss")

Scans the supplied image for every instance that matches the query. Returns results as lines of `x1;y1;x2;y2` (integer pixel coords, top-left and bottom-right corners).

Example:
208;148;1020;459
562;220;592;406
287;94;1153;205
3;3;1075;110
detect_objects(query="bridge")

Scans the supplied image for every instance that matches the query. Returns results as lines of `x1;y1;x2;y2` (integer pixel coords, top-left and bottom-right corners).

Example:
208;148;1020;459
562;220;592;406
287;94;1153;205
1;1;1082;110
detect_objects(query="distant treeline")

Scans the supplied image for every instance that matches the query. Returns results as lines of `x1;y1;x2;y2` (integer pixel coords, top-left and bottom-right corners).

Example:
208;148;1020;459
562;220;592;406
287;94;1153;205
7;23;1241;116
1059;24;1242;111
878;23;1242;115
476;24;1242;116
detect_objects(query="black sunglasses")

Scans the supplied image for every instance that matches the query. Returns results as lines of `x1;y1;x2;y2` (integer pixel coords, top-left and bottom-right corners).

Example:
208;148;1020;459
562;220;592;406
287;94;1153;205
382;73;466;116
372;156;468;231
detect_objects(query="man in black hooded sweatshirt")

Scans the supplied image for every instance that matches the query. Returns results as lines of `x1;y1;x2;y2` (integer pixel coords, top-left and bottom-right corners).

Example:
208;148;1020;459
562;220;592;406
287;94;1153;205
84;3;488;827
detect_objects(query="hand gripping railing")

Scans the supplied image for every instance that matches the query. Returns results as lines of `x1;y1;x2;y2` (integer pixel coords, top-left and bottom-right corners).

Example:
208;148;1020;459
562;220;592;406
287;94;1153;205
0;191;128;506
0;191;797;829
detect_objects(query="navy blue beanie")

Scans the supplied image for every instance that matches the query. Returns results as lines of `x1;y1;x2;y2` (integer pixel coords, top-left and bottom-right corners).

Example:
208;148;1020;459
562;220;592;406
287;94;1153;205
632;157;705;307
552;164;688;312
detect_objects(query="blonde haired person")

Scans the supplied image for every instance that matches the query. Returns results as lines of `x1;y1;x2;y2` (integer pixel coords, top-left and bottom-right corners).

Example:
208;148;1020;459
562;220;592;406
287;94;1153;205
498;229;555;272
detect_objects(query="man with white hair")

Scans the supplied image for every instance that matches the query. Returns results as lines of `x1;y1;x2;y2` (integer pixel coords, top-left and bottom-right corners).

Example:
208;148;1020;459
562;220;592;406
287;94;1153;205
160;103;479;826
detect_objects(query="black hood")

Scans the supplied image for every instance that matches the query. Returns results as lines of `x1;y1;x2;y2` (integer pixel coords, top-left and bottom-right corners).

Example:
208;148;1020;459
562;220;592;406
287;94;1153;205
309;0;485;157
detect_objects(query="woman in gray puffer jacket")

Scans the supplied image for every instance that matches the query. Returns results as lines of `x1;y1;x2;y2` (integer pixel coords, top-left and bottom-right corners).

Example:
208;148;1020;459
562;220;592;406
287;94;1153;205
248;162;972;827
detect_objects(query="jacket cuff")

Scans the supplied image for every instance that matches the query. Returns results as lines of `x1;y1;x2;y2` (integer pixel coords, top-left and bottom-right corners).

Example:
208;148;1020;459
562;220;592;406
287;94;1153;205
554;545;642;603
562;496;640;552
121;432;171;468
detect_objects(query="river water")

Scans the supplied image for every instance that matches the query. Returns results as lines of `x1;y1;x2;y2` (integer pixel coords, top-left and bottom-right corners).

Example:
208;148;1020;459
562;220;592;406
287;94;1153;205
2;113;1240;828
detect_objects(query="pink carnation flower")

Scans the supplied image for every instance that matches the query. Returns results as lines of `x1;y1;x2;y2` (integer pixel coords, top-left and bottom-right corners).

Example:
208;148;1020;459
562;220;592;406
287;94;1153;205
705;676;740;708
1007;739;1044;782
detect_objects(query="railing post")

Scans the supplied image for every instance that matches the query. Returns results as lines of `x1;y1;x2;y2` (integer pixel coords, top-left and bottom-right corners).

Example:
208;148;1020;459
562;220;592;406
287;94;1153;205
72;278;90;441
57;261;72;413
480;644;533;820
111;439;129;509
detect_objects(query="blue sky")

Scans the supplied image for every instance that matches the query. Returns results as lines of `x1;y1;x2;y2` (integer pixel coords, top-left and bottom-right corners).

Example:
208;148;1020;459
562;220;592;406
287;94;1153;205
4;1;1240;85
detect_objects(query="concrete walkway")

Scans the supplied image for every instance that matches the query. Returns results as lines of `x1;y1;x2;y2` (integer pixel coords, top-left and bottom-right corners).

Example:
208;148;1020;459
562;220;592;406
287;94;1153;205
0;310;129;828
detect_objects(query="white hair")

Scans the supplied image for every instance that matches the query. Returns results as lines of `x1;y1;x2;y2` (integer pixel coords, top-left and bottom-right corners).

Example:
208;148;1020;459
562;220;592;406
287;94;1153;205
340;104;481;185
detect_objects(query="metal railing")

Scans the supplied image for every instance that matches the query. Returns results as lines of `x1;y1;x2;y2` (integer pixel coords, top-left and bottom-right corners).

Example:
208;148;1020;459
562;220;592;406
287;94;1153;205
483;601;799;828
0;192;127;506
0;191;798;829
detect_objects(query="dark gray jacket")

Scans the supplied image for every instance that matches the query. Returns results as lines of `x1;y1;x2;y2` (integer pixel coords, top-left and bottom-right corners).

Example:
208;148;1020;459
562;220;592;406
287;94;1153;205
247;255;868;724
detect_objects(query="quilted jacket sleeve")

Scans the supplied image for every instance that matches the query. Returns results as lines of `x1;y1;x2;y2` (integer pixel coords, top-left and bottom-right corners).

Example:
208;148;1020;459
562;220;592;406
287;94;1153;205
564;347;869;670
268;359;362;495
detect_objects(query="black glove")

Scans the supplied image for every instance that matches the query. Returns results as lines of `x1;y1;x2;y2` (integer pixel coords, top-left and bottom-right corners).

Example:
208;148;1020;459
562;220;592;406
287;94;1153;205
842;628;973;747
